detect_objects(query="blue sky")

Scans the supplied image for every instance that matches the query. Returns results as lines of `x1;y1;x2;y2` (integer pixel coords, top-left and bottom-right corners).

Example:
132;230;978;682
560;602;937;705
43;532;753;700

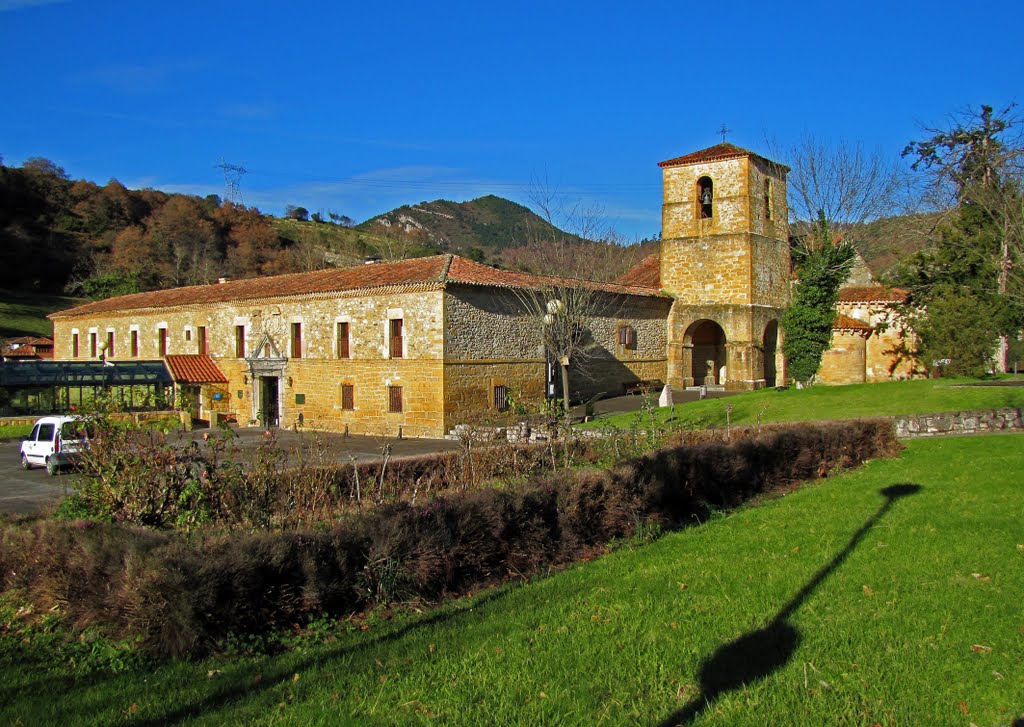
1;0;1020;239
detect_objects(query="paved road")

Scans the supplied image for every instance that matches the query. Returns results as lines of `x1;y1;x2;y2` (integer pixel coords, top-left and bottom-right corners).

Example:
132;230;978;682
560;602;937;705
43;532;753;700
0;428;461;516
0;441;75;515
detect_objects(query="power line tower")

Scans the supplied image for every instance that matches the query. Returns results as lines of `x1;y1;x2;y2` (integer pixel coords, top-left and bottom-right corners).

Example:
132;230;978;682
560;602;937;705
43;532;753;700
215;157;247;205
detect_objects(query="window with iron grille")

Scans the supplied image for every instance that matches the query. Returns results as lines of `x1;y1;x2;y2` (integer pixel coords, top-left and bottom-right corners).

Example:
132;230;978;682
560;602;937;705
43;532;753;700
387;385;403;413
493;384;509;412
130;330;139;357
337;322;350;358
291;322;302;359
389;318;403;358
235;325;245;357
341;383;354;410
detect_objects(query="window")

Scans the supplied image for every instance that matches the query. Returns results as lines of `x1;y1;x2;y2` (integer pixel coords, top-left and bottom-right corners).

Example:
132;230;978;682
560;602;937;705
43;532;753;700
389;319;404;358
235;325;246;358
697;176;713;219
341;383;354;410
387;385;403;413
185;328;192;342
89;332;97;358
157;328;168;357
130;330;139;358
106;330;115;358
71;333;79;358
764;178;773;220
493;384;509;412
618;324;637;351
291;322;302;359
337;322;350;359
198;326;207;355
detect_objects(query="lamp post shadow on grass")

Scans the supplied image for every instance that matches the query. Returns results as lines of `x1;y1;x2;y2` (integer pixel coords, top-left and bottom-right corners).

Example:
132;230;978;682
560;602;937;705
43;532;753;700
660;483;922;727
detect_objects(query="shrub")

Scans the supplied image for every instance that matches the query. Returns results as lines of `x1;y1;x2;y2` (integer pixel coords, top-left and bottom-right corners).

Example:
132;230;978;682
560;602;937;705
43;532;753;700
0;419;900;659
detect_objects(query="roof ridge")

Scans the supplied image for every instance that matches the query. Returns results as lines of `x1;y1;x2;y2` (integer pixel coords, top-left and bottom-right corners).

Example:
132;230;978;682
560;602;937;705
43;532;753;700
439;253;455;283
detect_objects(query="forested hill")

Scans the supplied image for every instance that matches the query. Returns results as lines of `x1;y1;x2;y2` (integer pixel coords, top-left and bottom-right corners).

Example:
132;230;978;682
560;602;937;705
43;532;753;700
0;159;640;300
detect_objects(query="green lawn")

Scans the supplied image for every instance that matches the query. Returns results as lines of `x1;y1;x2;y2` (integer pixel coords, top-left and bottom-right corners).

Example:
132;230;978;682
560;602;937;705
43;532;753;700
590;377;1024;430
0;289;83;337
2;433;1021;725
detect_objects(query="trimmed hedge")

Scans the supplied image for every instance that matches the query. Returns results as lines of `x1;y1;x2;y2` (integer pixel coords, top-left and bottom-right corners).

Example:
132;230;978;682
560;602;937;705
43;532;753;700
0;419;899;658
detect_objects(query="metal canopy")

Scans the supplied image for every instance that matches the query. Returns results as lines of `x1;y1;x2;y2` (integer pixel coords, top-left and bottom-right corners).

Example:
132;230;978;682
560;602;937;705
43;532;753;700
0;360;173;387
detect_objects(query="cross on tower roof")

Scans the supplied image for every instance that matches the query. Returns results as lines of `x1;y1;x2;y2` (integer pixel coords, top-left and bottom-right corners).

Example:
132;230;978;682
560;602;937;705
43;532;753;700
718;123;732;143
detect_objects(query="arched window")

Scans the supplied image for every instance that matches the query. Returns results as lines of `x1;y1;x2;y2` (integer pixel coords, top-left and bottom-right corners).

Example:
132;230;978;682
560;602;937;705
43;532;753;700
697;176;713;219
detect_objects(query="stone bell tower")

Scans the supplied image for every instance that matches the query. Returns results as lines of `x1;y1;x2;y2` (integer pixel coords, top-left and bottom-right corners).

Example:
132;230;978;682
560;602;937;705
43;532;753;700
658;143;790;390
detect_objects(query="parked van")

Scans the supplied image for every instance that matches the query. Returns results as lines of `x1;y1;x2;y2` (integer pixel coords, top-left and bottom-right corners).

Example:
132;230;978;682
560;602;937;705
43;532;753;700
20;415;91;476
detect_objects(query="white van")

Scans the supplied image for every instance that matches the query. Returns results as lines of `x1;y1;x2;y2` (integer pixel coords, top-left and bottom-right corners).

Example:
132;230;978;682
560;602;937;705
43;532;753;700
20;415;91;476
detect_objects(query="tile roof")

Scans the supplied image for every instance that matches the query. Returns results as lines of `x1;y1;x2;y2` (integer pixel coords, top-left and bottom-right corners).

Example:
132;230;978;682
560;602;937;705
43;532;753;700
832;314;874;331
51;254;665;319
837;286;909;303
164;354;228;383
614;253;660;289
658;142;789;171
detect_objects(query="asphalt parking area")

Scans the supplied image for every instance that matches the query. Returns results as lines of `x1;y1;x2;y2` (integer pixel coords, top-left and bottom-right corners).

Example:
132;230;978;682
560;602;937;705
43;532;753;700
0;428;461;516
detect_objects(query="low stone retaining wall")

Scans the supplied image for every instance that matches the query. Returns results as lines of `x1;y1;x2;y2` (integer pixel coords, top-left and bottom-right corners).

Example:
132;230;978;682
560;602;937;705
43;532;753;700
893;408;1024;438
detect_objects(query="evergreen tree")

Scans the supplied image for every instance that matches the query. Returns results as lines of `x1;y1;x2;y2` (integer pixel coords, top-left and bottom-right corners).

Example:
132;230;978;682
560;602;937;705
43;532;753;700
782;212;856;385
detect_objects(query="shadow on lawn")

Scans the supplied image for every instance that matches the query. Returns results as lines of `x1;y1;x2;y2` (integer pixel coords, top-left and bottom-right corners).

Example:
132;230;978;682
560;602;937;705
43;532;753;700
659;483;922;727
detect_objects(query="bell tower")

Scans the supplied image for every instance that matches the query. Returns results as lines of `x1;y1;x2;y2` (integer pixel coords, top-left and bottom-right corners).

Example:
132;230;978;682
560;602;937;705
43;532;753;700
658;143;790;389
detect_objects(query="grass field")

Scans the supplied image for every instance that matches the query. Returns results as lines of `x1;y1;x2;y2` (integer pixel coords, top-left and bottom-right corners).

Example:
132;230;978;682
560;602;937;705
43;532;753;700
590;377;1024;430
2;433;1021;725
0;289;83;337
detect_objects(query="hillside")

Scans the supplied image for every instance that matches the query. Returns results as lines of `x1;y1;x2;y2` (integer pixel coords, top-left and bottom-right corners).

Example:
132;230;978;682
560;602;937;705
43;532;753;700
358;195;587;262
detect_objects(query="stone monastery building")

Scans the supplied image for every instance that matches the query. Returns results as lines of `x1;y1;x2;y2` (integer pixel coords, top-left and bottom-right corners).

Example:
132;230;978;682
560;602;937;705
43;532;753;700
49;144;910;437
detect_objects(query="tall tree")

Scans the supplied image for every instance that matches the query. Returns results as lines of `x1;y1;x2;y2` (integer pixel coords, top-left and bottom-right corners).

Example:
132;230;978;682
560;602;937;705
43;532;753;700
782;212;857;385
898;103;1024;372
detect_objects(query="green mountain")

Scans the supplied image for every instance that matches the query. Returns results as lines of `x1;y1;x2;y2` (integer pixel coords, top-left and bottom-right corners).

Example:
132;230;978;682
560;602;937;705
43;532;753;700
357;195;585;262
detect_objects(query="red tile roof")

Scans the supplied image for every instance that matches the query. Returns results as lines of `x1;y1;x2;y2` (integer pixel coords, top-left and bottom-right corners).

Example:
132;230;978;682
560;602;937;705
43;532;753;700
837;286;909;303
614;253;660;289
165;355;228;383
832;314;874;331
50;254;665;319
658;143;789;171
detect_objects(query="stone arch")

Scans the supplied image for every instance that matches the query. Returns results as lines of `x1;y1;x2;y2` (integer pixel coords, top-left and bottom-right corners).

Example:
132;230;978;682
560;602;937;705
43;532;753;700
685;319;727;386
762;320;779;388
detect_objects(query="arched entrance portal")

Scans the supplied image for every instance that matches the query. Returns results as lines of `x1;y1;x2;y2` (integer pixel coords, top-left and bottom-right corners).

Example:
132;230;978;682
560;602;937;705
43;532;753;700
688;320;727;386
763;321;779;388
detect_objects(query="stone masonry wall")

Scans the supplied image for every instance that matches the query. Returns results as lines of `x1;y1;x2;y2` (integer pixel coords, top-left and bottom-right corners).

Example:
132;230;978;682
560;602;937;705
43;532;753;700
52;287;448;437
442;287;670;427
893;407;1024;438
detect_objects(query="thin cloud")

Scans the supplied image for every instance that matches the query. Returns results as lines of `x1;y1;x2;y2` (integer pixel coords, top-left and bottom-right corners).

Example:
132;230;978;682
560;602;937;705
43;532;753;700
68;59;206;94
0;0;69;11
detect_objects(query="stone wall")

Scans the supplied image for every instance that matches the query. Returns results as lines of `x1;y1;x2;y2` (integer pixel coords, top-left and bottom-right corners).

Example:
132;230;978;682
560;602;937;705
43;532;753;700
52;287;448;437
893;408;1024;438
441;286;670;426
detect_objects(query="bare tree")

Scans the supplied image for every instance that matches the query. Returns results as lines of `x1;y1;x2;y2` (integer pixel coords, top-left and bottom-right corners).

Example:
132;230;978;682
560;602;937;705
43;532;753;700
773;134;910;250
511;187;630;414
